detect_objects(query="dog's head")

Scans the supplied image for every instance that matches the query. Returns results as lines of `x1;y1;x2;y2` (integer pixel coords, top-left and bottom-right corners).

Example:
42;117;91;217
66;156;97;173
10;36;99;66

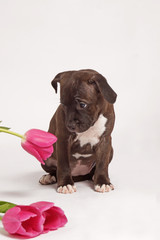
51;69;117;133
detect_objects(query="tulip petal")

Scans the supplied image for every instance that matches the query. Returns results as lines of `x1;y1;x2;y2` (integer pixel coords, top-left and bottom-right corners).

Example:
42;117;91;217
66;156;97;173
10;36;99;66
20;207;45;233
30;202;68;232
25;129;57;147
16;206;45;237
18;210;37;221
43;206;68;231
21;140;45;165
51;206;65;216
2;207;21;234
17;215;45;237
2;205;45;238
16;225;42;238
31;201;54;213
43;212;61;230
35;145;54;161
50;206;68;228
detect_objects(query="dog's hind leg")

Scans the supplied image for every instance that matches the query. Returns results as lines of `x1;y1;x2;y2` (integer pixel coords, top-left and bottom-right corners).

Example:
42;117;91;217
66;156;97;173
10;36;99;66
39;173;56;185
39;157;57;185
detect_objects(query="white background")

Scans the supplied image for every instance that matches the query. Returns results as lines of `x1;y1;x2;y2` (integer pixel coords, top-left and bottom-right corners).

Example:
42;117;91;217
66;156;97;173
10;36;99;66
0;0;160;239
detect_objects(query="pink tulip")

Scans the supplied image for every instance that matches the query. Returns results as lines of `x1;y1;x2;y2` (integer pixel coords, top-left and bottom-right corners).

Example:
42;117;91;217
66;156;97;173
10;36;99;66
31;201;68;232
2;205;45;238
0;125;57;164
21;129;57;165
2;202;68;238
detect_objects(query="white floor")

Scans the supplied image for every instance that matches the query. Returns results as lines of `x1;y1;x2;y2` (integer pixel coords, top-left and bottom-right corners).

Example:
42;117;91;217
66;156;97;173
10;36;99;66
0;141;159;240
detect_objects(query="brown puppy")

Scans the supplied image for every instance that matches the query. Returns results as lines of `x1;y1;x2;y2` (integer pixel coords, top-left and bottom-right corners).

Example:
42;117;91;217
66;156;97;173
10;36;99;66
40;69;117;193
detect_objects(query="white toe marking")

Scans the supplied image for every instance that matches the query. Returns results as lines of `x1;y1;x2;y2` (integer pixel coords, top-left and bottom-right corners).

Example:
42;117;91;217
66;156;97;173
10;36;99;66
95;185;100;192
67;184;74;193
110;184;114;190
94;184;114;193
62;186;67;194
101;184;106;193
57;186;63;193
39;174;56;185
105;185;111;192
57;185;77;194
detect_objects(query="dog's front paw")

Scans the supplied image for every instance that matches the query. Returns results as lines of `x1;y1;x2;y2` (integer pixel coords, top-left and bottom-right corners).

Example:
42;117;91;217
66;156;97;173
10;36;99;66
94;184;114;193
57;184;77;194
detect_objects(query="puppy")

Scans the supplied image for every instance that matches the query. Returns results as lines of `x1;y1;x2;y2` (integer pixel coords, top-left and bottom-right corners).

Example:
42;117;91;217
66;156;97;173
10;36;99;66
39;69;117;193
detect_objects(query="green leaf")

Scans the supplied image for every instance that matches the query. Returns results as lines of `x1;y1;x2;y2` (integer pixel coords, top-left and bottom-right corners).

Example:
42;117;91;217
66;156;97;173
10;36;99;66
0;126;11;130
0;201;16;213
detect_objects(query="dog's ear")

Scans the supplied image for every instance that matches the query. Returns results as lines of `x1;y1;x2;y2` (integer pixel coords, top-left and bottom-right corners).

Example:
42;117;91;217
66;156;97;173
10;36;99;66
51;72;63;93
91;74;117;104
51;71;74;93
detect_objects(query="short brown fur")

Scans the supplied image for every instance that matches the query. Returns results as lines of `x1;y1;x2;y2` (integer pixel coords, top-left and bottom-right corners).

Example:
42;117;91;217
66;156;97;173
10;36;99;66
41;69;117;191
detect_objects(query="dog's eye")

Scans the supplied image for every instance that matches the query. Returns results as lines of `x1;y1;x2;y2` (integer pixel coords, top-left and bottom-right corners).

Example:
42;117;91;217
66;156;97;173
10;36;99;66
79;102;87;109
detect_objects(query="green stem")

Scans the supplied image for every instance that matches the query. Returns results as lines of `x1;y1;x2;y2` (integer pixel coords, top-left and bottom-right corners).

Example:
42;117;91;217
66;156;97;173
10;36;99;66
0;128;24;139
0;216;2;220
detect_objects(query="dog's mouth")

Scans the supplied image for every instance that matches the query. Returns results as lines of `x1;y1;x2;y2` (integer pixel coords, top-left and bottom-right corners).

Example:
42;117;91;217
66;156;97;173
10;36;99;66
67;125;88;133
66;121;95;133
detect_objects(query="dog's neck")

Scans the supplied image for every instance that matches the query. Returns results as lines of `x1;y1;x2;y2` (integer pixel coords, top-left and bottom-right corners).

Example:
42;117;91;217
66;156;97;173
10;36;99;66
73;114;107;148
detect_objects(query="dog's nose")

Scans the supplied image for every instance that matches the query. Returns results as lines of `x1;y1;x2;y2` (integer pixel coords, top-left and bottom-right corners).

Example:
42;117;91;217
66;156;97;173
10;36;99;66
67;119;80;131
67;122;76;131
75;119;80;124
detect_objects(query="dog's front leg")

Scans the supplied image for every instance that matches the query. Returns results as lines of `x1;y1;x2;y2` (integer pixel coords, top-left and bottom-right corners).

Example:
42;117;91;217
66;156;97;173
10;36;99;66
56;138;76;194
94;136;114;193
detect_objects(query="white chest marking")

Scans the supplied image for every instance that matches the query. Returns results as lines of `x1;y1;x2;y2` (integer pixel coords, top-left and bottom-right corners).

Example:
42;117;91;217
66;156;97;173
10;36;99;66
74;114;107;148
72;153;92;159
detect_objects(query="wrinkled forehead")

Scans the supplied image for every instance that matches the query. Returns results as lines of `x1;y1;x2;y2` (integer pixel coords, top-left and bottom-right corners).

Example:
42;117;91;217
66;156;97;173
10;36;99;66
60;73;97;104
